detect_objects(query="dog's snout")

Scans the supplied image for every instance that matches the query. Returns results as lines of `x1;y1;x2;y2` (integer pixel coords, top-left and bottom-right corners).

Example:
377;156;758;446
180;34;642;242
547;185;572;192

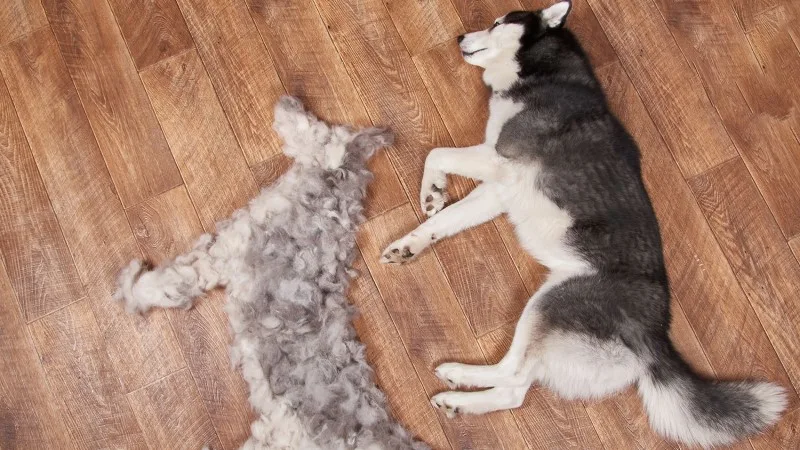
457;34;464;43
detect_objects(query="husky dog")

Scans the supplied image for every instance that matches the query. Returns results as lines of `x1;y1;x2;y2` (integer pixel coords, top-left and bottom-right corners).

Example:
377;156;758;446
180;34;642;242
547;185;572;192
380;2;786;447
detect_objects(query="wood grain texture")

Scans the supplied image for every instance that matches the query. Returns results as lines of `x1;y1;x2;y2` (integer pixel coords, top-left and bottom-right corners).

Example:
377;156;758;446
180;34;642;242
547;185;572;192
107;0;194;70
383;0;464;56
42;0;182;207
791;236;800;262
588;0;737;177
0;260;75;449
126;186;254;449
246;0;406;218
318;0;529;336
140;49;258;231
0;75;85;322
656;0;800;239
174;0;285;166
688;158;800;448
350;250;451;448
478;325;604;449
0;0;46;46
598;60;797;446
358;205;530;449
1;28;185;392
28;300;147;449
450;0;520;31
740;4;800;237
127;368;222;450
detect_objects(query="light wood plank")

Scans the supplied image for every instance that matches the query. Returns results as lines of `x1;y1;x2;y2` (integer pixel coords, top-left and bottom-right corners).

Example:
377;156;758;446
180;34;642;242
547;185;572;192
689;157;800;448
126;186;254;449
383;0;463;56
741;5;800;237
358;204;535;450
127;368;222;450
1;28;185;391
246;0;406;218
478;325;604;449
598;60;796;447
107;0;195;70
0;74;85;321
318;0;529;337
174;0;285;166
450;0;520;31
29;300;147;449
0;0;46;46
140;49;258;231
588;0;737;177
0;259;76;448
250;153;293;188
42;0;182;207
790;236;800;261
655;0;800;239
350;250;451;448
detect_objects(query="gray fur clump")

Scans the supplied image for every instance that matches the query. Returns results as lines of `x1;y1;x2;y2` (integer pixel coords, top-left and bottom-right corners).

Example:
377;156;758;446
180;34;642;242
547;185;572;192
115;97;427;450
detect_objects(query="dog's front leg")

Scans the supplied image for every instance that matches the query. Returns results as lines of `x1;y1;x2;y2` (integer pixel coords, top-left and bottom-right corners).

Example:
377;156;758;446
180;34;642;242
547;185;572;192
381;182;505;264
420;144;502;217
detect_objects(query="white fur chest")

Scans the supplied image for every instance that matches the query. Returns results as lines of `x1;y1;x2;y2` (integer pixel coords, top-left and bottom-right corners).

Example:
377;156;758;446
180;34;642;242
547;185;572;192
485;95;523;147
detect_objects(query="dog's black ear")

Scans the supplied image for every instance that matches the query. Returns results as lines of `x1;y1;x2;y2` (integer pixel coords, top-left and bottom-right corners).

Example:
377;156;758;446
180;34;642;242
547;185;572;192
541;1;571;28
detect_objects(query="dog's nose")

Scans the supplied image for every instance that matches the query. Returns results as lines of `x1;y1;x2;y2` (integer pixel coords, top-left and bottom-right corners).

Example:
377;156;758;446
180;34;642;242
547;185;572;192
457;34;464;43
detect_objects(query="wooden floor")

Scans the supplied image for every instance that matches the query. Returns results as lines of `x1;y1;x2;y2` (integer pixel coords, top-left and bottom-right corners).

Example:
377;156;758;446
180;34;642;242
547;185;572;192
1;0;800;448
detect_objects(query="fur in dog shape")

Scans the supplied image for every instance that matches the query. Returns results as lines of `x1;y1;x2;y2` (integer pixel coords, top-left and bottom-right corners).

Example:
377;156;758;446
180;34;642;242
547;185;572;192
381;2;787;448
115;96;426;450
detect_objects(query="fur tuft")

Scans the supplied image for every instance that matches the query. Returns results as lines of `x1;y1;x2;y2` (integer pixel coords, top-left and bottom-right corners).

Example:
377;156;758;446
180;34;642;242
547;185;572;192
638;353;787;448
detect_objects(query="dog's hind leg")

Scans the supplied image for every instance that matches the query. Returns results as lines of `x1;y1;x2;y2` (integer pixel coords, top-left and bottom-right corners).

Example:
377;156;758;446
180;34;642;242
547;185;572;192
433;271;574;389
115;233;223;314
430;386;529;417
381;182;505;264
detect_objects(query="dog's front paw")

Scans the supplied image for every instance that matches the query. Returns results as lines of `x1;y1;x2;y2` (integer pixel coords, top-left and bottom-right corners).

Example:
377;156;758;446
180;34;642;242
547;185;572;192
380;232;436;265
420;168;447;217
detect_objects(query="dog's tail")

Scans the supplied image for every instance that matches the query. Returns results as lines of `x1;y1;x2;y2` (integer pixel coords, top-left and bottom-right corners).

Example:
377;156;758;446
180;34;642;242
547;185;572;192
637;341;786;448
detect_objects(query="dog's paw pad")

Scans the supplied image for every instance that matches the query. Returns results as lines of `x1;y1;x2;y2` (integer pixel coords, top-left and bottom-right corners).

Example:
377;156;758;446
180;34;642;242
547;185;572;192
420;183;447;218
431;393;461;419
435;362;469;388
381;245;415;264
380;234;431;265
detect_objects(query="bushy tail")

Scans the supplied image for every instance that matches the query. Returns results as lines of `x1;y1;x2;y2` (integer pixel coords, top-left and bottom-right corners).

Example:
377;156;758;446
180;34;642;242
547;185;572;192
637;344;787;448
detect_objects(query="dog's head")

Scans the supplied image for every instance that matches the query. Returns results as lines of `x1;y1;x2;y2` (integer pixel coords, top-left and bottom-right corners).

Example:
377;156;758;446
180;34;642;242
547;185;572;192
458;2;572;88
273;96;393;169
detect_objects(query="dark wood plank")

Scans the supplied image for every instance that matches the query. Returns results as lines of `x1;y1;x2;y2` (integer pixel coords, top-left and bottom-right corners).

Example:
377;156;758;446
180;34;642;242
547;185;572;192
478;325;604;449
140;49;258;231
127;369;222;450
246;0;406;218
0;74;85;321
174;0;285;166
588;0;737;177
107;0;194;70
28;300;147;449
318;0;529;337
358;205;534;450
598;60;797;448
350;250;451;448
383;0;463;56
1;28;185;391
42;0;182;207
126;186;254;449
0;259;75;448
689;157;800;448
0;0;46;46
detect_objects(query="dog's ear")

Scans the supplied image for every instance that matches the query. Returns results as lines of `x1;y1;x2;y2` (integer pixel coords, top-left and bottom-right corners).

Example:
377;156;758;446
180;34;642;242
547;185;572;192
541;1;571;28
348;127;394;159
